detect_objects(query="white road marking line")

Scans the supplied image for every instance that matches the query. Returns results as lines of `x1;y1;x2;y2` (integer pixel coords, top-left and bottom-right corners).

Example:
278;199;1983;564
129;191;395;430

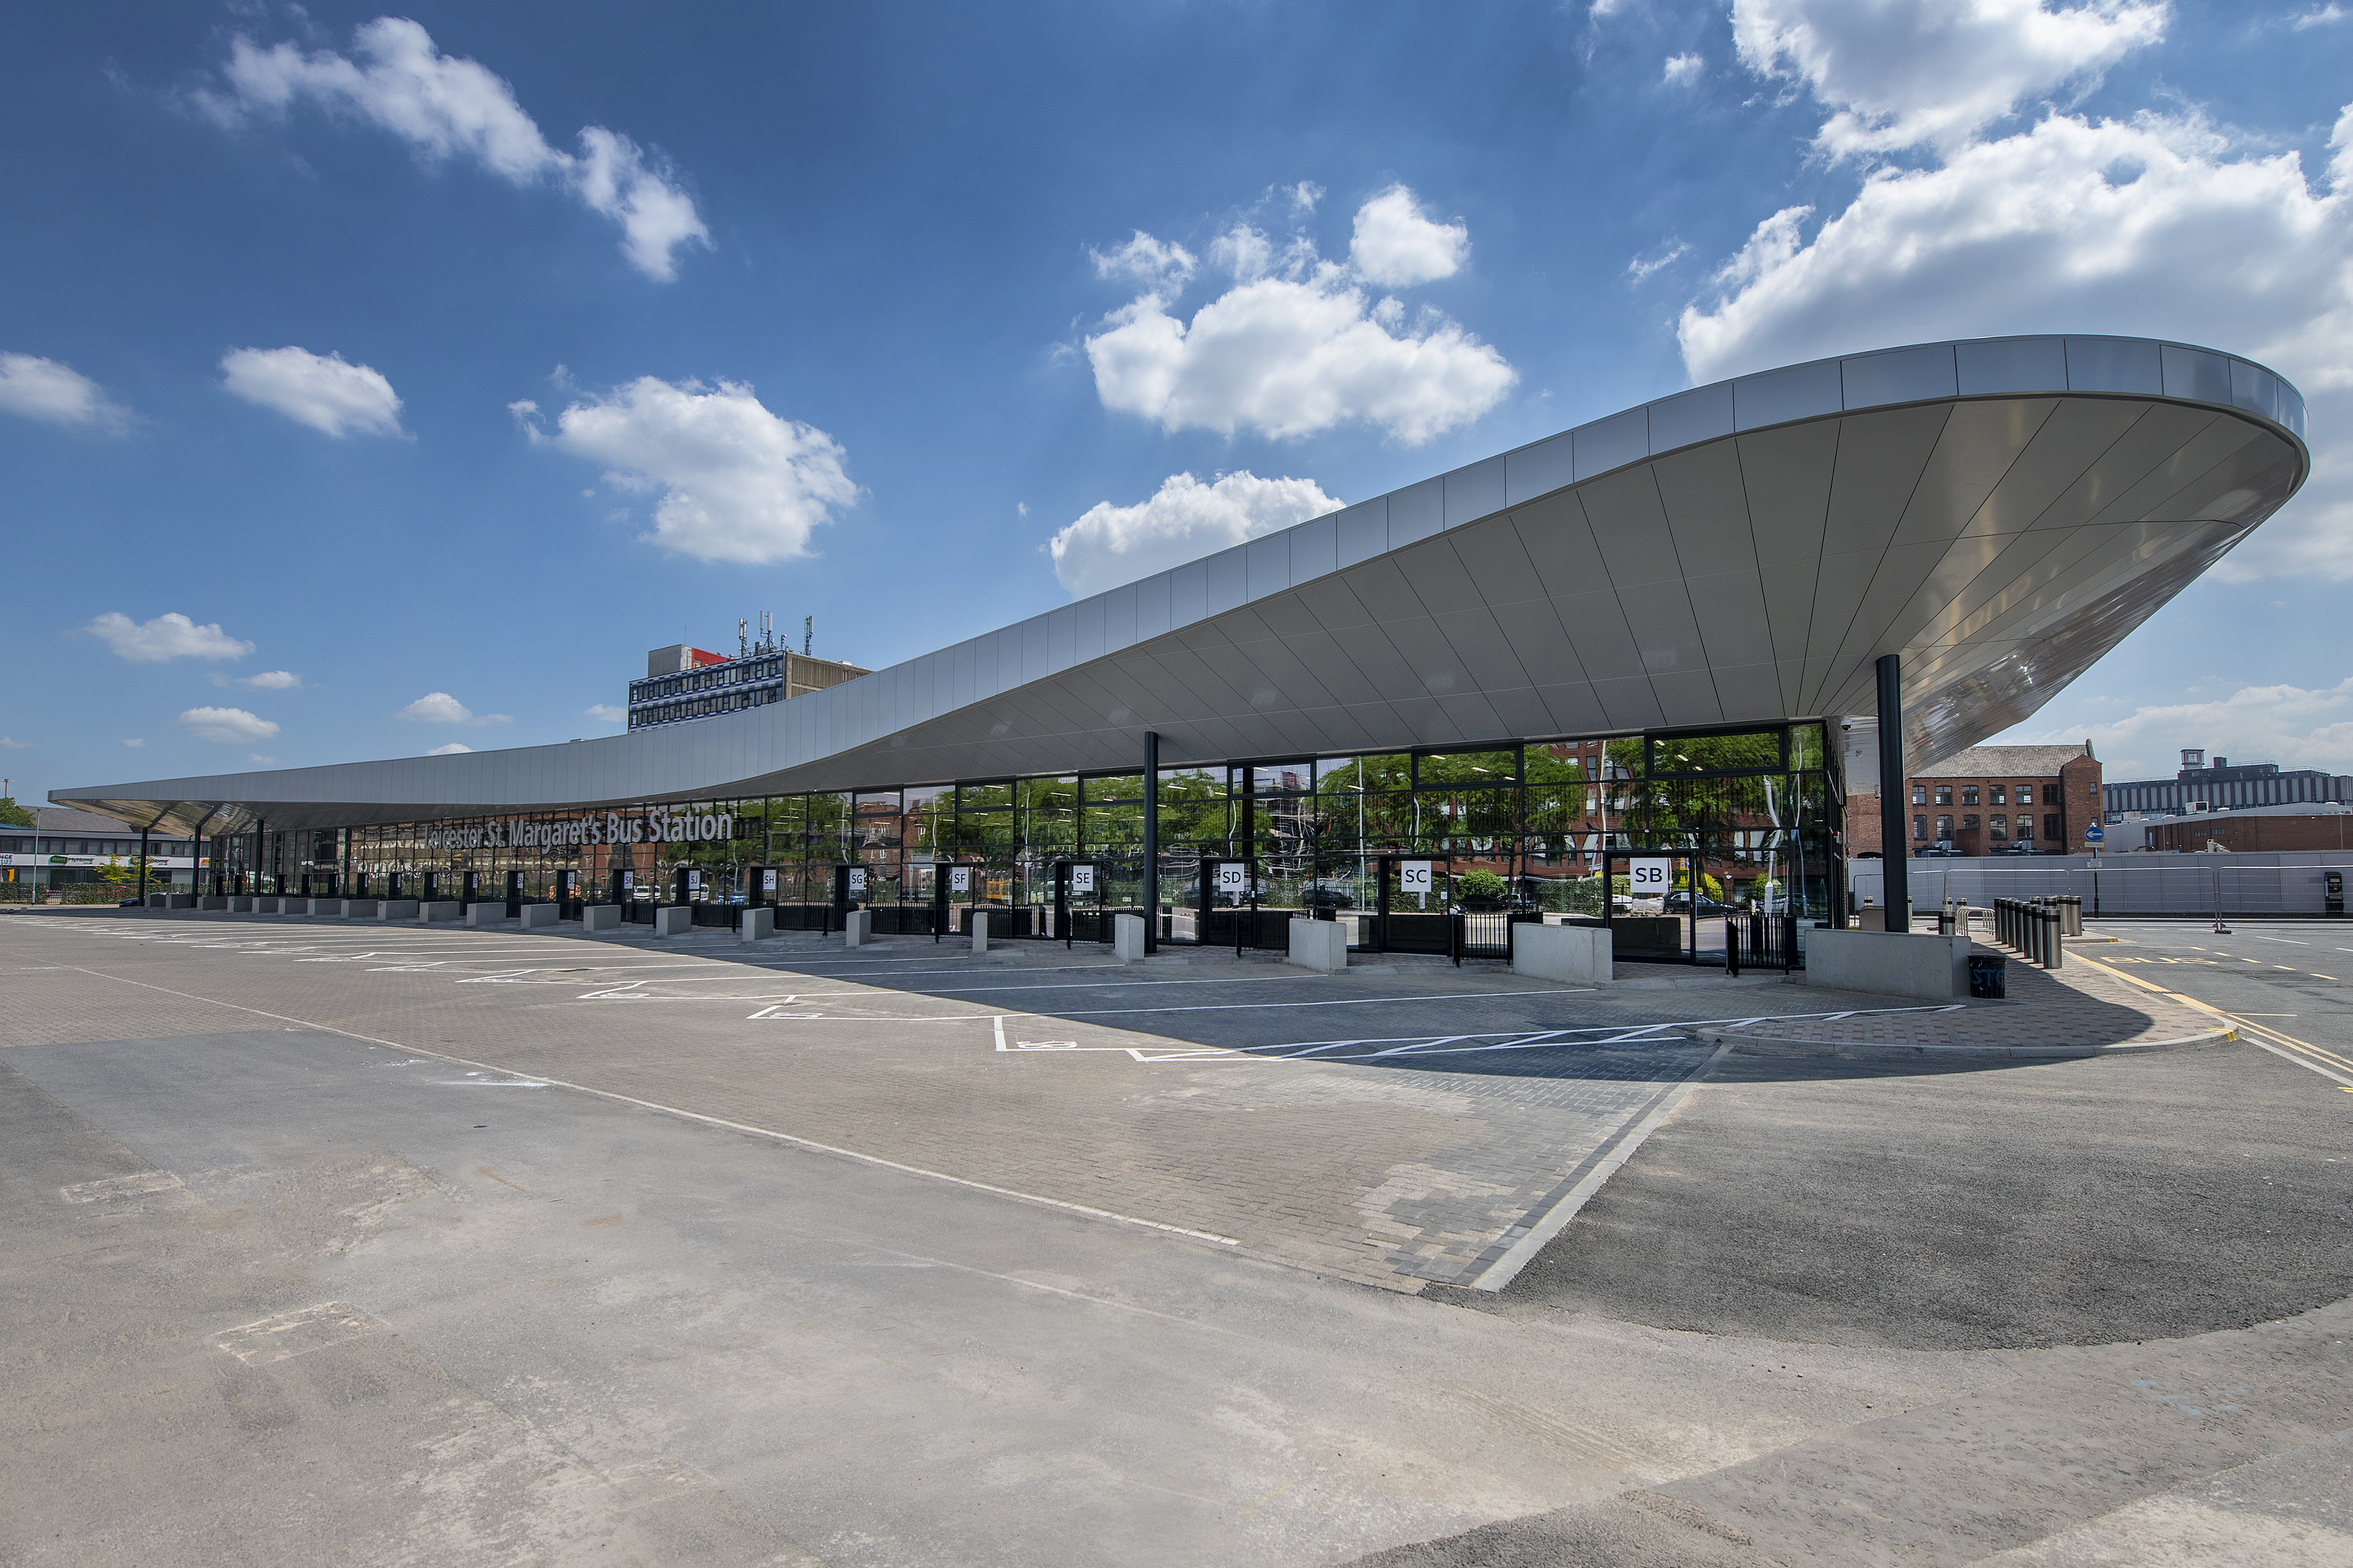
1469;1044;1732;1292
990;1014;1269;1065
45;960;1244;1249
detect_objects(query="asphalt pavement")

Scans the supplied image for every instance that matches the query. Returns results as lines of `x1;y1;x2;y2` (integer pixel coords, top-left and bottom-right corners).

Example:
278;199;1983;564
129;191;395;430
5;908;2349;1567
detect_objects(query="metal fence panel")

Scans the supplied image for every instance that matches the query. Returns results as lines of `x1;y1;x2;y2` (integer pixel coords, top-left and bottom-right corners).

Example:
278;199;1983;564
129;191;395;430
1851;852;2350;917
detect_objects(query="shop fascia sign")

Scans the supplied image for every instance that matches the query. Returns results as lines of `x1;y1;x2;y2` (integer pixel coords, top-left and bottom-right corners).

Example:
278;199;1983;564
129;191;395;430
421;809;735;853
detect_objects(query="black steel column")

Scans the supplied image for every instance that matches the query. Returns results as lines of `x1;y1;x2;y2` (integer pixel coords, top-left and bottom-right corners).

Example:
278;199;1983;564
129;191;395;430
1142;731;1159;954
1876;653;1909;928
138;823;149;901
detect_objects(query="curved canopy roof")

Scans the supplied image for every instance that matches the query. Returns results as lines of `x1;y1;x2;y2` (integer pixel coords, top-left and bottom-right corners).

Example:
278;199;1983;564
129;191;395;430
58;334;2309;837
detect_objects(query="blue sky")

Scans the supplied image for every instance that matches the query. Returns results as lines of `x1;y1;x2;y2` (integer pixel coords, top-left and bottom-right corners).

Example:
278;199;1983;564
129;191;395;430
5;1;2352;798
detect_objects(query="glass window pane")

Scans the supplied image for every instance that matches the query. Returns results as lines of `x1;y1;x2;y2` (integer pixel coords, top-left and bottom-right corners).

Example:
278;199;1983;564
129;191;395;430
1416;748;1518;786
1648;731;1784;775
1316;753;1410;796
1082;801;1144;852
1788;723;1826;772
852;790;902;850
805;792;850;858
1019;777;1077;853
1523;744;1591;788
1246;761;1314;796
958;780;1014;813
1082;774;1144;803
904;786;953;854
1156;768;1232;847
955;811;1014;857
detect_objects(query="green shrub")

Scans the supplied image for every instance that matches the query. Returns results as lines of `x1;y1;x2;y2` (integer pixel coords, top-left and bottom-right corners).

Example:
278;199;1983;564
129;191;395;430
1455;868;1509;902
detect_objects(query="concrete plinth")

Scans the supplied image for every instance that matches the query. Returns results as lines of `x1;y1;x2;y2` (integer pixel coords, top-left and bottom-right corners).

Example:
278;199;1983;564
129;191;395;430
1854;903;1914;933
198;895;227;911
227;896;253;913
420;901;462;923
165;893;196;909
520;903;560;930
652;905;692;938
464;903;506;927
844;909;872;948
740;906;775;942
971;920;990;954
378;899;420;921
1113;913;1146;962
583;904;621;933
1511;922;1613;984
1285;917;1348;972
343;899;380;919
1803;928;1968;1001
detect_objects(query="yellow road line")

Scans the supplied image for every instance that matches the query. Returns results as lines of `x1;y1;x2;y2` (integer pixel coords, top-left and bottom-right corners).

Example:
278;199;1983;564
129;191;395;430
2079;949;2353;1083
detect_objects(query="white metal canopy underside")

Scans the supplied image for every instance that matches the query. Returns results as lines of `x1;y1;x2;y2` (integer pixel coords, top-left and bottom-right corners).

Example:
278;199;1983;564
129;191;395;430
58;335;2308;837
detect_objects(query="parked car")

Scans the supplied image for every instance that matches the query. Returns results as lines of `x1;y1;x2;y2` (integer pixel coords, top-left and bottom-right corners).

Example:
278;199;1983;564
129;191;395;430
1299;882;1354;913
1663;890;1733;915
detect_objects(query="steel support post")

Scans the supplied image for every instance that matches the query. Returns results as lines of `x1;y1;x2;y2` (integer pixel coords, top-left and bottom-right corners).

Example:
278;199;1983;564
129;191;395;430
1142;729;1159;954
1876;653;1909;930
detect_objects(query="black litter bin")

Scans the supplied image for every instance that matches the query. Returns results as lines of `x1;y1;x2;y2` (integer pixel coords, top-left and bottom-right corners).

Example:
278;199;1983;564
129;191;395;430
1968;952;2007;999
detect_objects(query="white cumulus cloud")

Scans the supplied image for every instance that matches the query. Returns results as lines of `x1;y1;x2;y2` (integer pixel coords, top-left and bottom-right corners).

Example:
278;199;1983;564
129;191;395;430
426;742;473;755
1048;471;1343;597
221;346;403;437
1090;231;1197;288
1732;0;2168;157
1084;186;1512;445
397;692;509;725
1662;53;1706;87
1685;4;2353;580
177;706;280;745
85;612;255;664
515;377;857;564
122;738;144;749
584;704;627;723
2027;677;2353;778
198;16;708;280
0;353;130;430
1347;185;1470;288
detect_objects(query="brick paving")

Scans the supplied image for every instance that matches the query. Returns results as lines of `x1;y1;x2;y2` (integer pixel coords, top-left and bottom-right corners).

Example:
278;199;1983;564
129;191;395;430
1698;938;2229;1053
3;907;2202;1292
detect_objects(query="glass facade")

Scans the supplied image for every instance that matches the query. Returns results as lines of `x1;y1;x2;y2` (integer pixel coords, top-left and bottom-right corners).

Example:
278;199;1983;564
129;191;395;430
204;721;1838;952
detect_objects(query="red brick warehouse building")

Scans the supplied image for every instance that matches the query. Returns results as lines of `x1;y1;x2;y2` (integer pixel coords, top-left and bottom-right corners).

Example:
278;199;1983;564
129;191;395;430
1903;743;2104;855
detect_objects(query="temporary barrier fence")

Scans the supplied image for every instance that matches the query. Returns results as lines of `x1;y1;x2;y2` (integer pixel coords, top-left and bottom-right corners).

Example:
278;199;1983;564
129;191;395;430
1853;852;2353;919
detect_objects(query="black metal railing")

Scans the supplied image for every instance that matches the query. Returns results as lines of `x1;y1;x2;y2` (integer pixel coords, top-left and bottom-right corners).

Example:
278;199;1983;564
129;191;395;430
1450;909;1538;964
1724;913;1802;975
